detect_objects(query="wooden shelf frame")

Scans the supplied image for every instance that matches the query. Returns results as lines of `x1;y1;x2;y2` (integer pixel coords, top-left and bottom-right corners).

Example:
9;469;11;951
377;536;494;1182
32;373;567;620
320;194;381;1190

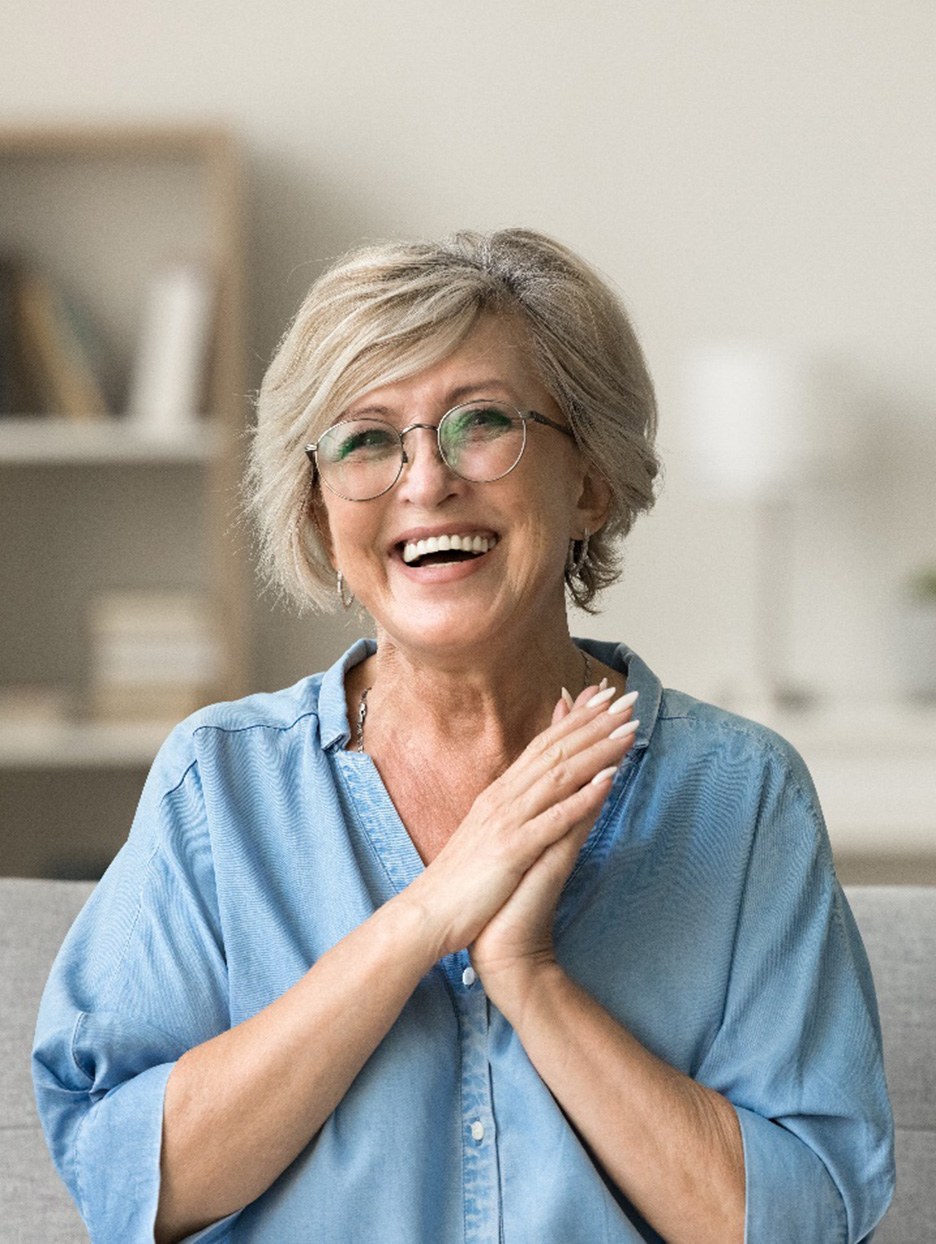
0;121;250;700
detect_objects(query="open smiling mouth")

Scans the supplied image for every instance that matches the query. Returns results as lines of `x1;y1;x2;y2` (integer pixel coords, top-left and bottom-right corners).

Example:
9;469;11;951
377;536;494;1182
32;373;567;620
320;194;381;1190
401;533;497;568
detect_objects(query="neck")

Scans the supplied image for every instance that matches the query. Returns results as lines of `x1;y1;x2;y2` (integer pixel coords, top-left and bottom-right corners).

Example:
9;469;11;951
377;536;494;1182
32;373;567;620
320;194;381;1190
351;626;591;760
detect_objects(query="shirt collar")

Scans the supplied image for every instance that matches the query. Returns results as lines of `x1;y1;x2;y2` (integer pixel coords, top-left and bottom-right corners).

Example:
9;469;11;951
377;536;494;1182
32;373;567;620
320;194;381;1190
318;637;377;751
574;638;662;753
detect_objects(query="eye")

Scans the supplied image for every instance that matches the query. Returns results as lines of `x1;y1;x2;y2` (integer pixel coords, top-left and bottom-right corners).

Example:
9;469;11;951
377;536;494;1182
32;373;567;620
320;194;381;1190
324;422;398;463
447;404;515;443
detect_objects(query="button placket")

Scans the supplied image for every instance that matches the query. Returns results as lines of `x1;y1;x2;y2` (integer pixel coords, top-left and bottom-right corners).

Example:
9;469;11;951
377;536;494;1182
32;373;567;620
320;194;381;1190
453;965;500;1242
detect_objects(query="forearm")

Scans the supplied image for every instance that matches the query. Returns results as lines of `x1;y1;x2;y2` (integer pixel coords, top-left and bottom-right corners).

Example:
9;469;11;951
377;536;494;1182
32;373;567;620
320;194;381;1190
496;963;745;1244
156;893;436;1243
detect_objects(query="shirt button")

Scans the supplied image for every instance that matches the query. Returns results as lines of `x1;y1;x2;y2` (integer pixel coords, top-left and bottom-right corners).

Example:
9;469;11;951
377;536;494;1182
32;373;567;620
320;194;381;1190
470;1120;485;1143
462;965;477;988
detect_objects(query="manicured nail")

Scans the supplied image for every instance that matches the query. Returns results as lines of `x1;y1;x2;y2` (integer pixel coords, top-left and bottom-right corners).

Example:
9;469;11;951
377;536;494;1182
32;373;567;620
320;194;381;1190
585;686;616;708
610;718;639;740
591;765;618;786
608;690;639;715
560;687;574;710
598;676;608;690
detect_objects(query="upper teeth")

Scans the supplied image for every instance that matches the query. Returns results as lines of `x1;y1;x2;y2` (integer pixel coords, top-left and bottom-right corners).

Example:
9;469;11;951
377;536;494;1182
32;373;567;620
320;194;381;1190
402;533;495;564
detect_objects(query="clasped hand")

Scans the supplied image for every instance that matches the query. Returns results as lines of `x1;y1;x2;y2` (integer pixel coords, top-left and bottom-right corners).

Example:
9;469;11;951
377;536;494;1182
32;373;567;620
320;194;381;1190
403;684;639;1011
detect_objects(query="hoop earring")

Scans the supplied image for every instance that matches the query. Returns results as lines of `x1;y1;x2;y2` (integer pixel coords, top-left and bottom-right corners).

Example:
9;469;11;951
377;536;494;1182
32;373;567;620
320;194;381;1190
336;569;354;610
566;529;591;579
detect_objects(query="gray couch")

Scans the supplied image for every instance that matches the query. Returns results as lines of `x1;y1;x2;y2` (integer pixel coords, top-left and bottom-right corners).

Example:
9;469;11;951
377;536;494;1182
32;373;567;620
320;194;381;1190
3;879;934;1242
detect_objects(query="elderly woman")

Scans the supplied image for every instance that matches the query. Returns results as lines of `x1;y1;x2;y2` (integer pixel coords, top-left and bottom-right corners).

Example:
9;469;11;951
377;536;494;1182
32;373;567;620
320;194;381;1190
34;229;893;1243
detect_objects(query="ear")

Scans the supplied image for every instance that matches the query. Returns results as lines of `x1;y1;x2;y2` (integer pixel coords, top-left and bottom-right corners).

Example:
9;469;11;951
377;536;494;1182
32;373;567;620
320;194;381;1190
572;462;612;538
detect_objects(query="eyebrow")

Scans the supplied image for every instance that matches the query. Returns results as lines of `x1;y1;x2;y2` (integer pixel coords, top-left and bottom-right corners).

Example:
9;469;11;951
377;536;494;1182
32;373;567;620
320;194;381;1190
346;380;518;421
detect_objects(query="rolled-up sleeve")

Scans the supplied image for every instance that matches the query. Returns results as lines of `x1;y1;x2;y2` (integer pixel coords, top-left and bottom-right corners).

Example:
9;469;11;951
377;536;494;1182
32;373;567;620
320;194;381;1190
697;739;895;1243
32;730;234;1242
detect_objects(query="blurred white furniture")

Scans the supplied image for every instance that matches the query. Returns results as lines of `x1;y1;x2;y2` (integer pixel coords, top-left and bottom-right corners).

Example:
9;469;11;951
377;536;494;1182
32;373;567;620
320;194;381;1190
769;703;936;884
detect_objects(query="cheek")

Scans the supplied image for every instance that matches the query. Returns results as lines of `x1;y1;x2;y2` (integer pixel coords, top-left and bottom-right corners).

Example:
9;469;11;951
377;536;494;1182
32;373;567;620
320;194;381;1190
321;500;388;575
507;512;571;588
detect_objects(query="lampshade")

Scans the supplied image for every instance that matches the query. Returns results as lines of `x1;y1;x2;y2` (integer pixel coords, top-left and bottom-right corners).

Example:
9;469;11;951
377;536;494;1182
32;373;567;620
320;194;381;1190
682;343;820;498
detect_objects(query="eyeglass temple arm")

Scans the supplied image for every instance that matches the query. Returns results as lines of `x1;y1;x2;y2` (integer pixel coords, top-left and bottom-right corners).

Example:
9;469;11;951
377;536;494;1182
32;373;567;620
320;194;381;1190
528;410;576;441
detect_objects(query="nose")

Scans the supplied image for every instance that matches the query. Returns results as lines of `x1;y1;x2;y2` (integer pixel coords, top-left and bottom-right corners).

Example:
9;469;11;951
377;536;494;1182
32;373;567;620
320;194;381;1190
396;423;462;505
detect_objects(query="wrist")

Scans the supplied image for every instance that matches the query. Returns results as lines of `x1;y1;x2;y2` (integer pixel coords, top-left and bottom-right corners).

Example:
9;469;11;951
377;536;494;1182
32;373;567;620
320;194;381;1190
378;887;447;976
482;954;566;1029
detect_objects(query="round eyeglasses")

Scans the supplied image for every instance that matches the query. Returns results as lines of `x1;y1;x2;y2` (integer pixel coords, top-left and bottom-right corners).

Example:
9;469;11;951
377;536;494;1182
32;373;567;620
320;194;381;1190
305;400;575;502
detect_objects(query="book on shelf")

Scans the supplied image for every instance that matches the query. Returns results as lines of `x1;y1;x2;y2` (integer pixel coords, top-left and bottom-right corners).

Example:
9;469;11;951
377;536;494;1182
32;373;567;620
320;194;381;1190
88;590;223;724
0;257;20;416
0;255;47;418
15;266;110;421
127;261;216;439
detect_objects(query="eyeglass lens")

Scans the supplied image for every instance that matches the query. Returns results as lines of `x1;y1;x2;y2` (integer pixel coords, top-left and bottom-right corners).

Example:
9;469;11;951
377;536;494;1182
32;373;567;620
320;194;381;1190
315;403;528;500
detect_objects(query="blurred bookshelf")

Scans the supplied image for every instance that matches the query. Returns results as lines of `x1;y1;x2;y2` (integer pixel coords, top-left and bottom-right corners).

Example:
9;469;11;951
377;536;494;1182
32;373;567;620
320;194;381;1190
0;719;171;769
0;124;249;879
0;415;221;463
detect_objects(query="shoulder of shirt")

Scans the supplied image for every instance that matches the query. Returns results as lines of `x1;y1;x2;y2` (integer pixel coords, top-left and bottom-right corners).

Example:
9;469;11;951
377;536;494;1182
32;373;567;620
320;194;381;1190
146;674;326;787
654;684;815;793
581;639;815;796
188;674;325;735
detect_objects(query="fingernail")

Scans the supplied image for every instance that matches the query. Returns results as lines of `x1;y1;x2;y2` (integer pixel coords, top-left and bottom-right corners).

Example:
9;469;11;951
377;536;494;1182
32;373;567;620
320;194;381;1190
608;690;639;715
599;676;608;690
560;687;574;710
585;686;616;708
610;718;639;740
591;765;618;786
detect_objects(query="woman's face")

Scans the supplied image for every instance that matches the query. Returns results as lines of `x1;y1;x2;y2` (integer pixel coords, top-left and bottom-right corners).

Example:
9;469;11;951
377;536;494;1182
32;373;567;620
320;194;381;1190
314;314;609;665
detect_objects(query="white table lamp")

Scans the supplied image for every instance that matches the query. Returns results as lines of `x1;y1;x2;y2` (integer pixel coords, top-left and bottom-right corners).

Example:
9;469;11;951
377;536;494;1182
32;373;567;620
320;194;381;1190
682;343;826;711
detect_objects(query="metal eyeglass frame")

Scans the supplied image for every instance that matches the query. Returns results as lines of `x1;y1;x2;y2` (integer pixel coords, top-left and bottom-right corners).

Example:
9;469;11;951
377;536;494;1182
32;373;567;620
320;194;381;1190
304;402;576;501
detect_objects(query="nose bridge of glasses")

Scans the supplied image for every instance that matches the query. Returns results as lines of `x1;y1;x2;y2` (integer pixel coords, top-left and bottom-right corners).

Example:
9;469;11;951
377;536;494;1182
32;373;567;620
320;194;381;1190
398;420;447;466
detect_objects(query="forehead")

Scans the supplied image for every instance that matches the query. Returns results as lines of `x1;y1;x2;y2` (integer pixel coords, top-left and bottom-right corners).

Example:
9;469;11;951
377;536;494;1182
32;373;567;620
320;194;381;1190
346;314;546;415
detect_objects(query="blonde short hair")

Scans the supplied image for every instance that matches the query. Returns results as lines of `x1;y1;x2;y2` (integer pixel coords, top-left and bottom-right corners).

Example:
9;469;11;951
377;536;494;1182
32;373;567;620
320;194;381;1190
246;228;659;613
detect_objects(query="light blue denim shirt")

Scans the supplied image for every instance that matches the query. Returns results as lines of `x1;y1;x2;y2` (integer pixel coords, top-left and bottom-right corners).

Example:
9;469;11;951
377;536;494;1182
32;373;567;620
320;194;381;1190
33;639;894;1243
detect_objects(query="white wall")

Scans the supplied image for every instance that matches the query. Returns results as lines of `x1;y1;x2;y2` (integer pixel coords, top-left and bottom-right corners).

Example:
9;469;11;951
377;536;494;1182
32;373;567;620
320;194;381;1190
5;1;934;704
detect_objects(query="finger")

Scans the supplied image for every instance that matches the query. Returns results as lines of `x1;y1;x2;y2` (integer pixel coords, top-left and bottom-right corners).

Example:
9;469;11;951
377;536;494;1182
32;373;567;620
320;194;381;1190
573;682;600;709
475;812;597;955
469;684;639;846
515;688;638;782
552;694;571;726
424;726;634;954
511;714;640;832
485;724;623;837
536;810;597;886
527;801;599;886
532;685;616;750
500;736;634;861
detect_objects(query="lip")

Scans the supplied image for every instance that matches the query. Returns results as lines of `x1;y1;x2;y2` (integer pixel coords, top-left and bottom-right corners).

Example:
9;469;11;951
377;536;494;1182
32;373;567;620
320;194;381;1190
395;547;497;583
